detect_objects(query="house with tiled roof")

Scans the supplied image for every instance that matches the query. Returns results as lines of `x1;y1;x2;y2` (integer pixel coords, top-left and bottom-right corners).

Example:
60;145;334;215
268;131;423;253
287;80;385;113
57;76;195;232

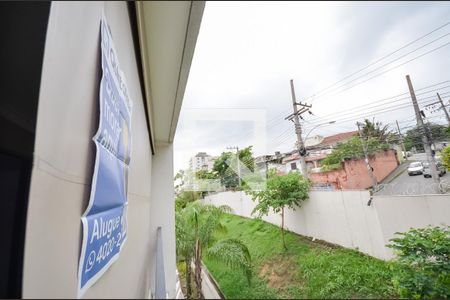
283;130;359;173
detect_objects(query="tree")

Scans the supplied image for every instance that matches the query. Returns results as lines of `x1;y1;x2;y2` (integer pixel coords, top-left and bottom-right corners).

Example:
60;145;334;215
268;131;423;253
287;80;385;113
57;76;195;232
176;201;252;298
246;171;310;250
195;169;218;180
361;118;395;144
213;146;255;190
404;123;449;151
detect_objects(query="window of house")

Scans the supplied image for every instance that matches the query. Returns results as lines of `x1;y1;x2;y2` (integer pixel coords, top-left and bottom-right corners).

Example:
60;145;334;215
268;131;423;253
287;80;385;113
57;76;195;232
291;162;297;170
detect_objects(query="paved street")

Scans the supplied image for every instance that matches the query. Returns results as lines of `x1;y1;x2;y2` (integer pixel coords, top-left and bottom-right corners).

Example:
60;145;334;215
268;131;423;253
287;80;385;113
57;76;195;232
376;153;450;195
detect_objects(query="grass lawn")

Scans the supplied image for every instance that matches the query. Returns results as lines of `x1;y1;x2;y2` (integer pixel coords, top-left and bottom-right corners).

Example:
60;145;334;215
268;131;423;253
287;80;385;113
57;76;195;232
203;213;398;299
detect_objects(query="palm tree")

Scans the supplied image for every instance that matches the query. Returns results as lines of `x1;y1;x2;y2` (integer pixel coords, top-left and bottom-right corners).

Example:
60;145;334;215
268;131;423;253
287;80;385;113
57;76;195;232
361;118;393;143
176;201;252;299
175;206;196;298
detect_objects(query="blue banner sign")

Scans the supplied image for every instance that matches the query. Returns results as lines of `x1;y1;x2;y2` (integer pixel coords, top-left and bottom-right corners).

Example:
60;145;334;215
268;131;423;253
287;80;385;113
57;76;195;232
78;15;132;297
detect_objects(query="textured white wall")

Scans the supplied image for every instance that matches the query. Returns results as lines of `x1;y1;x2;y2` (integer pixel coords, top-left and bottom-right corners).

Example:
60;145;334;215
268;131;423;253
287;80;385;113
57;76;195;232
204;191;450;260
150;144;177;299
23;2;167;298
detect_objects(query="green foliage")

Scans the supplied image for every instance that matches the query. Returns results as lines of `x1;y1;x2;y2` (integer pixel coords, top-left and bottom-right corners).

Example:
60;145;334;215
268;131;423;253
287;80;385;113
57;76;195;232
361;118;395;144
204;214;397;299
248;172;310;217
206;238;252;284
321;163;342;172
246;172;310;250
321;136;390;168
388;226;450;299
298;248;396;298
445;126;450;139
442;145;450;171
213;146;255;190
195;169;218;180
175;191;202;211
175;201;252;298
404;123;449;151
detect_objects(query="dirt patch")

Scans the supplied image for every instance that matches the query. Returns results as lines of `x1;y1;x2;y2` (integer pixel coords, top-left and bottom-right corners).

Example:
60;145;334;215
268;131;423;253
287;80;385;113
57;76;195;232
259;254;302;290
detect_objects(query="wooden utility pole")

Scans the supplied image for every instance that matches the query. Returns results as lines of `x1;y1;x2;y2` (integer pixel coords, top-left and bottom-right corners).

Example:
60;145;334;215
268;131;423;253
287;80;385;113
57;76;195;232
406;75;440;191
356;122;378;190
396;120;408;161
286;79;310;177
436;92;450;126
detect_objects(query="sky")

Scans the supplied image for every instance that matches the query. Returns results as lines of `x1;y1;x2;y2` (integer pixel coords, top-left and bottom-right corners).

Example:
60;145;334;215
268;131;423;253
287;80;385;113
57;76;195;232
174;1;450;173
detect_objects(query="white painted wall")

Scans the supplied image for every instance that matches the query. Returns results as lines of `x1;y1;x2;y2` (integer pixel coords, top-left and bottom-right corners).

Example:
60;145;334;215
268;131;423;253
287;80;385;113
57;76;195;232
22;2;177;298
203;191;450;260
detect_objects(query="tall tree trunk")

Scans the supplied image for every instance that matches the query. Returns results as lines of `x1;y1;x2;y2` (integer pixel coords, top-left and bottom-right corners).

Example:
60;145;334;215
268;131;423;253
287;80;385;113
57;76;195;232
281;207;287;250
186;258;192;299
194;239;203;299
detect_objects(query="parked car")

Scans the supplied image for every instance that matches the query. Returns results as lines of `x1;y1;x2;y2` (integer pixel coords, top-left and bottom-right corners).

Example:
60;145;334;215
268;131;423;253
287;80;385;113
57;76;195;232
407;161;424;176
423;161;447;178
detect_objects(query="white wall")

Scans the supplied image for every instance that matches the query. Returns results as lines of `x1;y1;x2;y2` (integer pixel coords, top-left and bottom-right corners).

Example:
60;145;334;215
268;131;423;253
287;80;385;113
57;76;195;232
203;191;450;260
22;2;175;298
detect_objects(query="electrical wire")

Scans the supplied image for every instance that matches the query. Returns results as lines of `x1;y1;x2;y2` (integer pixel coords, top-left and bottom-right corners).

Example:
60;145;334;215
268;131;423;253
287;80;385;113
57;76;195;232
305;21;450;103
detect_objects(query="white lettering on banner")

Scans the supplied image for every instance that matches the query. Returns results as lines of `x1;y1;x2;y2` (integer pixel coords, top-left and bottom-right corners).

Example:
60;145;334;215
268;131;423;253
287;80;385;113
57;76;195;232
90;216;121;244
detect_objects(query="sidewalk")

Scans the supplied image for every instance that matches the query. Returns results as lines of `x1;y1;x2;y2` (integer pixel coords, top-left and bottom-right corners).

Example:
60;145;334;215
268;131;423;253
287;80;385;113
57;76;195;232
379;161;409;184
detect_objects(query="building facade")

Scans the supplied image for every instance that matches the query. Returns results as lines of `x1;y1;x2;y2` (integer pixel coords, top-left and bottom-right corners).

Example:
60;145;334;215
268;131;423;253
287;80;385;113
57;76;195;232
0;2;204;298
189;152;216;172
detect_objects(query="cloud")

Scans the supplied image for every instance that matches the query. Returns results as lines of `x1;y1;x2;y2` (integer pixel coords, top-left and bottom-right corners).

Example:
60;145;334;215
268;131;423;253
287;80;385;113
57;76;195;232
174;1;450;172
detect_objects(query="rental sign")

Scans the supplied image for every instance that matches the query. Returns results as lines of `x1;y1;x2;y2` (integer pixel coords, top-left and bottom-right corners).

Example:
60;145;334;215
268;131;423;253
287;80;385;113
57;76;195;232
78;15;132;298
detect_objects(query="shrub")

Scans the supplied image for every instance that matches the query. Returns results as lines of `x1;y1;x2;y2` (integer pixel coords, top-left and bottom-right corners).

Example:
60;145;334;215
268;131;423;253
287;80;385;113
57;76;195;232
442;145;450;171
388;226;450;299
321;163;342;172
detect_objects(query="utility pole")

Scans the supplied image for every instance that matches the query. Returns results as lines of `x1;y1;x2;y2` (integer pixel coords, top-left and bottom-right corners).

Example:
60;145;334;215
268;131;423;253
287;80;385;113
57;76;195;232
286;79;311;177
356;122;378;190
396;120;408;161
227;146;241;187
406;75;440;192
437;92;450;125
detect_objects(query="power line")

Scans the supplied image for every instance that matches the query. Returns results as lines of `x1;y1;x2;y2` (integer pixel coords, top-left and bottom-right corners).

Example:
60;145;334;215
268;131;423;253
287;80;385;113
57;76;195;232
306;87;450;126
306;21;450;103
273;95;449;151
313;41;450;104
311;32;450;102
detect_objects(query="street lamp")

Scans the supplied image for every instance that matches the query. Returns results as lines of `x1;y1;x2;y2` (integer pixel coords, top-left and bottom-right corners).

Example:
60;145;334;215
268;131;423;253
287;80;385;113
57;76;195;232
303;121;336;142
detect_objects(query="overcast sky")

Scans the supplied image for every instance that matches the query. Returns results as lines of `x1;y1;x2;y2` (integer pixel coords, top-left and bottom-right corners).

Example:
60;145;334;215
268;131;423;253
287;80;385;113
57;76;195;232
174;1;450;173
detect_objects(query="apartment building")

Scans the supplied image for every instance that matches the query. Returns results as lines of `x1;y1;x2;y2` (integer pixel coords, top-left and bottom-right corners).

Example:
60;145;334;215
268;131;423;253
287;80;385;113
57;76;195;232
188;152;216;172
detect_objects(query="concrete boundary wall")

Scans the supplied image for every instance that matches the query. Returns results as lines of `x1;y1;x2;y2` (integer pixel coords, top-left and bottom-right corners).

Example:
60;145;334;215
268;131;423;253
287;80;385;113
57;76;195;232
203;191;450;260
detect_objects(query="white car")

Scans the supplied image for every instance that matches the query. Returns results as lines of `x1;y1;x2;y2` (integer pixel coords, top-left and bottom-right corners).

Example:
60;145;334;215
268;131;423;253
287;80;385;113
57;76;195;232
407;161;424;176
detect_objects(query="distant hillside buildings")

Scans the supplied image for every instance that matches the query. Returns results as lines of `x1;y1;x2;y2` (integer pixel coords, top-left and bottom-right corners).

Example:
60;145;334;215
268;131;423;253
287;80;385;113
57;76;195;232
189;152;217;172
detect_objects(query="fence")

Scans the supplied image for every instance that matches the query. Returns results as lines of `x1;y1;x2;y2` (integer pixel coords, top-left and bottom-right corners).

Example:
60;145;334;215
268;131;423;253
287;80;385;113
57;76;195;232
203;190;450;260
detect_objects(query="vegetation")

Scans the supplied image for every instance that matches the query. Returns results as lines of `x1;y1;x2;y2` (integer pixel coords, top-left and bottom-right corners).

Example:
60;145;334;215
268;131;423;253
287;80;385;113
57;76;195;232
360;117;396;143
175;201;252;298
204;214;397;299
213;146;255;190
321;136;389;169
442;145;450;171
388;226;450;299
246;171;310;250
320;118;393;170
403;123;450;151
175;191;202;211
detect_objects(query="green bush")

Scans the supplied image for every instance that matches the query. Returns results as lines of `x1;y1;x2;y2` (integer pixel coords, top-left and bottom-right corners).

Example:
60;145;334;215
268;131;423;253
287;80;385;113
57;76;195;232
388;226;450;299
442;145;450;171
321;163;342;172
